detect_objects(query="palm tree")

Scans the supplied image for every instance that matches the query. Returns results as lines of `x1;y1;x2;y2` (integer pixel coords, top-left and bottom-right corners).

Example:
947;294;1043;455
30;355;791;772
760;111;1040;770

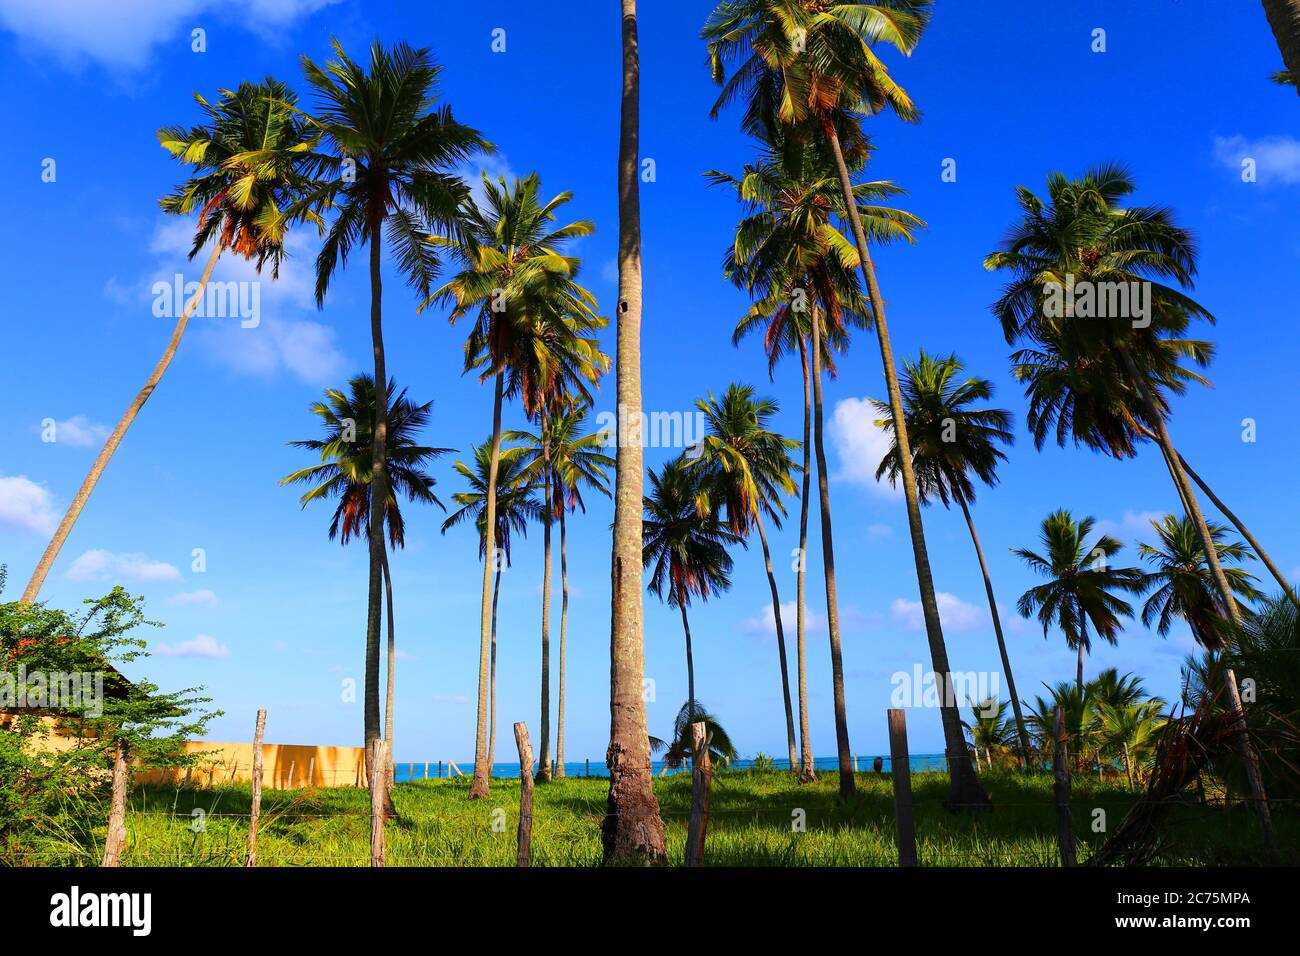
280;374;449;790
22;79;322;604
643;456;743;706
1095;700;1167;788
1026;681;1092;765
962;698;1014;770
1013;510;1144;696
985;164;1277;846
605;0;667;864
426;172;605;798
872;351;1032;764
691;384;800;773
508;403;614;780
1263;0;1300;89
441;442;542;771
651;700;738;769
299;40;488;761
704;0;988;809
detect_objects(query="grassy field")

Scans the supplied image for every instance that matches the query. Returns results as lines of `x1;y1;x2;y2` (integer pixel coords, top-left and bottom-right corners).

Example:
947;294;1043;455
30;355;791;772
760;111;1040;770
27;768;1296;866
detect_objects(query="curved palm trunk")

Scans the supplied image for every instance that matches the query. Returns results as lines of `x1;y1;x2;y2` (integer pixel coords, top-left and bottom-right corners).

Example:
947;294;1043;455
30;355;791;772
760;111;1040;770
679;600;696;707
1120;350;1275;852
603;0;666;865
469;372;505;799
363;226;387;774
822;118;988;810
21;241;224;604
808;303;854;798
555;507;569;777
381;545;397;818
795;335;815;783
1263;0;1300;89
755;514;798;775
954;493;1031;766
488;563;501;770
537;464;554;783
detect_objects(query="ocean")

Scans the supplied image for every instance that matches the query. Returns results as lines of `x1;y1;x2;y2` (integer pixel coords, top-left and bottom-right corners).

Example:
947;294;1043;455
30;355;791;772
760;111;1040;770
391;754;952;781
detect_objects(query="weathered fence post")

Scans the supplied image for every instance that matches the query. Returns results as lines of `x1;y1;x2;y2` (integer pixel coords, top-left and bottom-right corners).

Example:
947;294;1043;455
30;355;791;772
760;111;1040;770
287;759;296;790
438;760;444;779
424;761;429;781
369;738;387;867
585;758;590;777
514;722;535;867
101;737;129;867
684;722;712;866
246;708;267;867
1053;706;1076;867
887;709;918;867
183;765;193;789
307;755;316;787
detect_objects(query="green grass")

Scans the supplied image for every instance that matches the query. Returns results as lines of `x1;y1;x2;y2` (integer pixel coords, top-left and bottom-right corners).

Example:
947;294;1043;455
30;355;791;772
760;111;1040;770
24;769;1297;866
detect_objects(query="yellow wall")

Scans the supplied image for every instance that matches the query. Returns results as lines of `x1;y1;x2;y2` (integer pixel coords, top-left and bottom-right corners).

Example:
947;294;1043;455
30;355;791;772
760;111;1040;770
136;741;368;789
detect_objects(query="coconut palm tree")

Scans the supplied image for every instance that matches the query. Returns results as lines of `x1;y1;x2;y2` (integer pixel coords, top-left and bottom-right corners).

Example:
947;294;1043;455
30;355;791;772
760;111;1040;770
962;698;1014;770
279;374;450;790
22;79;323;604
985;164;1277;846
1013;510;1144;696
691;384;800;773
872;351;1032;764
605;0;667;864
651;700;738;769
441;442;542;770
1026;681;1092;765
1263;0;1300;88
642;456;743;707
1095;700;1167;788
704;0;988;808
299;40;488;761
425;172;605;798
507;402;614;779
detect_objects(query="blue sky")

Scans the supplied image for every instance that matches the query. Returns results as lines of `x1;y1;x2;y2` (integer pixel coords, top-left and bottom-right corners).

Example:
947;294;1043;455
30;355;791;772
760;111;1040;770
2;0;1298;763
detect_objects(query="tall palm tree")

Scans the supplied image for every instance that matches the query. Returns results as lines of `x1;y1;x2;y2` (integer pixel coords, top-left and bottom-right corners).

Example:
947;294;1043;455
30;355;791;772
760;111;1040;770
441;442;542;771
605;0;667;864
692;384;800;773
985;164;1277;846
299;40;488;761
427;172;605;798
704;0;988;808
707;131;921;793
642;456;743;707
22;79;322;604
279;374;449;784
872;351;1031;764
508;403;614;779
1013;510;1144;696
1263;0;1300;89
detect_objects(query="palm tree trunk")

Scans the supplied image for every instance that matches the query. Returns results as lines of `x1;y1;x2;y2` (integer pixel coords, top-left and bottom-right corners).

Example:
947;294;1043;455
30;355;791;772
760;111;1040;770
808;302;854;798
488;563;501;770
954;492;1031;766
1076;640;1085;699
537;461;554;784
1262;0;1300;89
1119;350;1275;852
363;223;387;771
679;600;696;708
603;0;665;865
1122;741;1133;789
21;241;224;603
821;117;987;810
795;335;815;783
556;506;569;777
470;371;504;800
755;513;798;775
381;545;397;818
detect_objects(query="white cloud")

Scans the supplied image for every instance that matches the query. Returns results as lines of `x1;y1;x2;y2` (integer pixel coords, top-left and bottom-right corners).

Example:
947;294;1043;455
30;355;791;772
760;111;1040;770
65;549;182;583
1213;135;1300;185
741;600;824;638
828;397;900;497
431;694;470;704
167;588;218;607
34;415;109;448
1095;510;1163;546
457;153;520;207
0;475;60;534
156;633;230;658
891;592;987;633
0;0;338;71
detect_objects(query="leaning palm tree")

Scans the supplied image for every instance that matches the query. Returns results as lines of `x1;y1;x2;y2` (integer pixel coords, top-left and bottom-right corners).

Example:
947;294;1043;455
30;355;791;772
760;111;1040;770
1013;510;1145;697
605;0;667;864
299;40;488;761
1263;0;1300;89
508;402;614;779
441;442;542;771
425;171;605;798
691;384;800;774
873;351;1031;764
642;456;743;707
704;0;988;808
280;374;450;794
22;79;322;604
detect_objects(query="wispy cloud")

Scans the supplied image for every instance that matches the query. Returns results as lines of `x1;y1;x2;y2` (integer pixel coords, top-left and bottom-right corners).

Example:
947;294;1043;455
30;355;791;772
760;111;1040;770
741;600;824;638
431;694;470;705
168;588;218;607
65;549;182;583
0;474;59;535
828;398;900;497
33;415;109;448
155;634;230;658
1213;135;1300;185
891;592;987;633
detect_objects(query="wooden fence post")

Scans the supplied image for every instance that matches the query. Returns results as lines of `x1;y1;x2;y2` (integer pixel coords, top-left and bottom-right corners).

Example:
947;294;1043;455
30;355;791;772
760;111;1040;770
246;708;267;867
513;722;535;867
369;738;387;867
101;737;129;867
585;758;590;778
424;761;429;781
887;709;918;867
684;722;712;866
1053;706;1076;867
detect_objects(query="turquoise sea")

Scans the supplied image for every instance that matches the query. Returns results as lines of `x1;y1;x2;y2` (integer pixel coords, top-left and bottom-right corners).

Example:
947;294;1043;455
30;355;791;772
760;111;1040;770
391;754;952;781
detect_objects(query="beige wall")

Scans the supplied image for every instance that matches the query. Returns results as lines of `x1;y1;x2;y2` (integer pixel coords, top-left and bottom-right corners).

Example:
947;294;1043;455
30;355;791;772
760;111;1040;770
136;741;367;789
